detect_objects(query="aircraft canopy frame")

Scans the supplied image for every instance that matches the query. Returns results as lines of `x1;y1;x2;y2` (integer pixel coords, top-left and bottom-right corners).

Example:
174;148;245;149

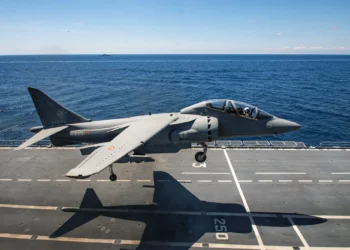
205;99;273;120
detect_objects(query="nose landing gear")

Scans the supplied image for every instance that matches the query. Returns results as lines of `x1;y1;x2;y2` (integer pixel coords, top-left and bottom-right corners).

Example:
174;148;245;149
109;165;117;181
195;142;207;163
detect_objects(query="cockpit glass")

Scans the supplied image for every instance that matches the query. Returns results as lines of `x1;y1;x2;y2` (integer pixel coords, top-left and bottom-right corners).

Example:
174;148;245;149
206;99;273;120
206;100;225;110
257;109;273;120
226;101;235;114
233;101;257;119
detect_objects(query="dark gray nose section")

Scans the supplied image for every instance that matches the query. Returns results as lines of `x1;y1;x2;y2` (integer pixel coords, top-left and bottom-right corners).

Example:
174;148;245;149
266;118;301;134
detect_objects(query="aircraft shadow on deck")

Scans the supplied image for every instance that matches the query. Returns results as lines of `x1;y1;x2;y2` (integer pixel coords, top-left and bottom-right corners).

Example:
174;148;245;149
50;171;326;249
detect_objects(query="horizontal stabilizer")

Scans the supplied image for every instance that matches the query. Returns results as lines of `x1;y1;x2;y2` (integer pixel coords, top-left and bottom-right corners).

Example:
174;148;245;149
15;126;68;150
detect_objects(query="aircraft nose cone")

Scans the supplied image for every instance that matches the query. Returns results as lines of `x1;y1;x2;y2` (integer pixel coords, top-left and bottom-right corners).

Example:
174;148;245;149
267;119;301;134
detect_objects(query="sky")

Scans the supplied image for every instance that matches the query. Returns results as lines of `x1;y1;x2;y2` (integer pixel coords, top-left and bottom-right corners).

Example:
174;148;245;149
0;0;350;55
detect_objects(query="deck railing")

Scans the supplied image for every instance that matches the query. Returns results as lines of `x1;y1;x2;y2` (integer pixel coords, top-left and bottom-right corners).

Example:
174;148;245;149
1;140;350;149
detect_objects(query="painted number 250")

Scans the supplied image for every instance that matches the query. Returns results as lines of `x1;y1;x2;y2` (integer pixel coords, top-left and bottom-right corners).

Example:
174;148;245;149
214;218;228;240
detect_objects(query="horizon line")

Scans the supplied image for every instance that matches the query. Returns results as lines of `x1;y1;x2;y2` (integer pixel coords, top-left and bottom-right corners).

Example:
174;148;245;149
1;53;350;56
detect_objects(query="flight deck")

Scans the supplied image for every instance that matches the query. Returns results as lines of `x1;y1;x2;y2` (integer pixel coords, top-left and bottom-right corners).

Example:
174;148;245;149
0;145;350;250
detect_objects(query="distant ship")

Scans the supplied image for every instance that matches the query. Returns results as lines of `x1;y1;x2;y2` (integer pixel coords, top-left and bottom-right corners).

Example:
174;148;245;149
100;54;111;57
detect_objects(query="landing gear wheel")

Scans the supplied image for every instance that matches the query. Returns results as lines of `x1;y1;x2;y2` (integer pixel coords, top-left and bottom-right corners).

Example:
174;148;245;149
195;152;207;163
108;165;117;182
109;174;117;182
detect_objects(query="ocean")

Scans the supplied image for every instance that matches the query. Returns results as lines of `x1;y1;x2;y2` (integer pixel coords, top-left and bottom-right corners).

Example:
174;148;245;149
0;54;349;146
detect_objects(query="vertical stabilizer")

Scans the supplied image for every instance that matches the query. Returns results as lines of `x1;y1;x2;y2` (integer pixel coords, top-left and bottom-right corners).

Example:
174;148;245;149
28;87;90;127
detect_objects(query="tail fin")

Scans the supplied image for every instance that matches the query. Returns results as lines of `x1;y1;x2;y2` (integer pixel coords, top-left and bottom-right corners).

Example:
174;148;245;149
28;87;90;127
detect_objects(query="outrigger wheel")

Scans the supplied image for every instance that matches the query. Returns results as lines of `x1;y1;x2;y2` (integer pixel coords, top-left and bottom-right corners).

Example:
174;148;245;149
195;142;208;163
108;165;117;182
109;174;117;181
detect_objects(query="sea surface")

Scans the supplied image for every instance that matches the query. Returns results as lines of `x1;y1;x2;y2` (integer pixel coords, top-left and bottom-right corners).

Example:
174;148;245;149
0;54;349;146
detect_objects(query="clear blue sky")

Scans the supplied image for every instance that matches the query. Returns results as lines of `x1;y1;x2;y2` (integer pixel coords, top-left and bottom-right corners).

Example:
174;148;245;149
1;0;349;54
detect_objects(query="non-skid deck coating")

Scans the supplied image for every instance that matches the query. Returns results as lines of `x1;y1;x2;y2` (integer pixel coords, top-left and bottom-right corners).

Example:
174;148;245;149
0;148;350;250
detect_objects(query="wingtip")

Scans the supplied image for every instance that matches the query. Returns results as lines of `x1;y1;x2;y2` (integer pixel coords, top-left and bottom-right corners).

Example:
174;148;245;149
65;169;78;177
14;145;25;151
65;169;90;179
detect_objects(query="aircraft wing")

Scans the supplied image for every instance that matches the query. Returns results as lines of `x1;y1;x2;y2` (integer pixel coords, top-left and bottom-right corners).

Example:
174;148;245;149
66;115;178;178
15;125;68;150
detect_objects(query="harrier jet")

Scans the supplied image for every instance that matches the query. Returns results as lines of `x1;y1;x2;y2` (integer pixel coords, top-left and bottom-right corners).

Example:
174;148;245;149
17;88;300;181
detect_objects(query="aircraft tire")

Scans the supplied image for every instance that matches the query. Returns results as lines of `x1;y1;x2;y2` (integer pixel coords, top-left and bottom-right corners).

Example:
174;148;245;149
109;174;117;181
195;152;207;163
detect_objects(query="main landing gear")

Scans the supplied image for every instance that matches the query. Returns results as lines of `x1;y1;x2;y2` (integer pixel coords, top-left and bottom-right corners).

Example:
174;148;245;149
109;165;117;181
195;142;207;163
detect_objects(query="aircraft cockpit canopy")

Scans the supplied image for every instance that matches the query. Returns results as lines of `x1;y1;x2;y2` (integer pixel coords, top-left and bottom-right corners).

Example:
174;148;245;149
206;99;273;120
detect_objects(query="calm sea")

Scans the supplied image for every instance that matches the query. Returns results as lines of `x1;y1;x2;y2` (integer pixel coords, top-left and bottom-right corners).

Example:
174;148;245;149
0;54;349;146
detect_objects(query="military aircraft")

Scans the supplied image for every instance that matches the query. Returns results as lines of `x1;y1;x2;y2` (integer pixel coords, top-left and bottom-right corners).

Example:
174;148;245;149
16;87;300;181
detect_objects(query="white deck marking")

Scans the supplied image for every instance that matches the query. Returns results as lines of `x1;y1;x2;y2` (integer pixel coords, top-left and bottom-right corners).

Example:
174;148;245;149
339;180;350;182
331;172;350;175
0;179;12;181
0;204;57;210
278;180;292;182
182;172;230;175
136;180;151;182
286;217;309;248
224;150;265;250
197;180;212;183
238;180;252;183
258;180;272;183
218;180;232;183
55;179;70;182
319;180;333;183
177;180;192;183
37;179;51;182
298;180;313;183
96;180;109;182
0;124;19;133
18;179;32;181
255;172;306;175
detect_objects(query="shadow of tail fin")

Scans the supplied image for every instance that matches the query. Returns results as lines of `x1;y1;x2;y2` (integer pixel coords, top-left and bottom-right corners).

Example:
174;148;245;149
80;188;103;209
28;87;90;127
50;189;102;238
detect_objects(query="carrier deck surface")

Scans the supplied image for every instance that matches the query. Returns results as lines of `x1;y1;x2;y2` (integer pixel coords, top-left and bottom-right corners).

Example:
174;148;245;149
0;147;350;250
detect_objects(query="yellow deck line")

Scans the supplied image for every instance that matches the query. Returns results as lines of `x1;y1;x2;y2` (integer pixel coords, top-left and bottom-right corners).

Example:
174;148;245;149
37;236;115;244
2;203;350;220
1;233;350;249
0;204;57;210
0;233;32;239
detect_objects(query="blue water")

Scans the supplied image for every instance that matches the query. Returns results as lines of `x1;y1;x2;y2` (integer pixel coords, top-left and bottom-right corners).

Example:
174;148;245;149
0;54;349;146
